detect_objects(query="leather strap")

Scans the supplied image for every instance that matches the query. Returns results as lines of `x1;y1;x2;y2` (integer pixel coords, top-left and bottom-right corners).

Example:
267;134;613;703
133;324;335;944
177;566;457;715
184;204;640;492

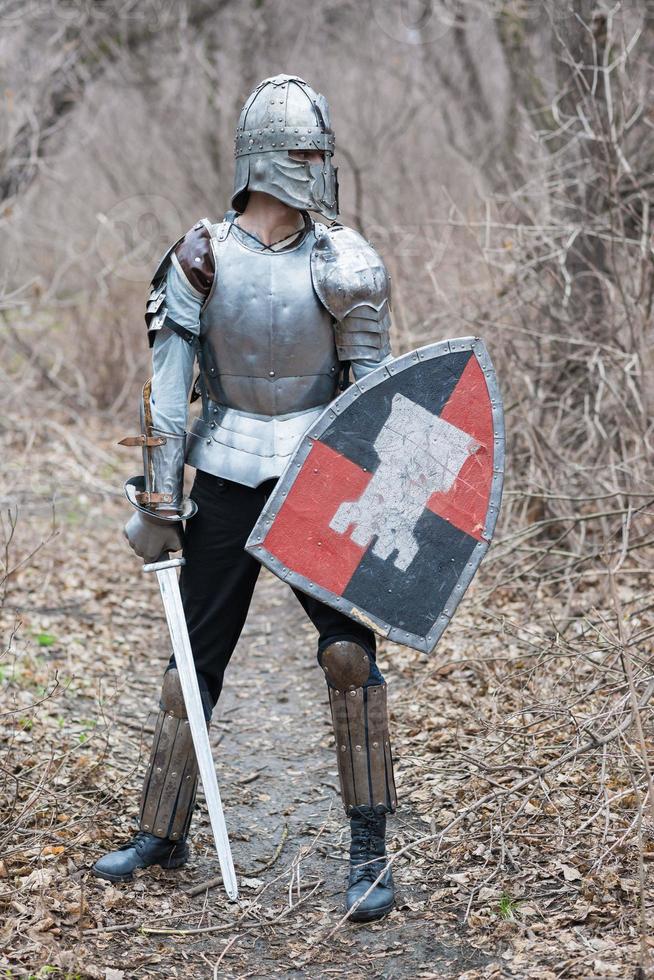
163;316;197;345
135;490;173;505
118;435;167;448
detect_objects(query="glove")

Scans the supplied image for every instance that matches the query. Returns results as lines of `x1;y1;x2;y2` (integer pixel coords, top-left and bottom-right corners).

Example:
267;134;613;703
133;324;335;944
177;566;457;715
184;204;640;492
124;510;184;563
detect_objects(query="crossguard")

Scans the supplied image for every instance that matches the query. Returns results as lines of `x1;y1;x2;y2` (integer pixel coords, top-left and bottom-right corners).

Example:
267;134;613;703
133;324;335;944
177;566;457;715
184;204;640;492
143;553;186;573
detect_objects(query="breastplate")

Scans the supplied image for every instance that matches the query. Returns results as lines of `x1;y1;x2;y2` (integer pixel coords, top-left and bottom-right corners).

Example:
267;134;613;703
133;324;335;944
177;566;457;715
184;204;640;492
199;221;339;415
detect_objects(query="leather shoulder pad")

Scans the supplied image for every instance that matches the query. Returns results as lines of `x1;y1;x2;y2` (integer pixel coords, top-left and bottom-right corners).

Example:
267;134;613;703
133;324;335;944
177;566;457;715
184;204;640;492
310;224;390;321
173;218;215;298
145;219;214;345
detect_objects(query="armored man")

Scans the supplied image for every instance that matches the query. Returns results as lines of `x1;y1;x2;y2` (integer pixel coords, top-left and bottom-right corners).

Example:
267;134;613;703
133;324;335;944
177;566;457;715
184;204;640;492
93;74;398;922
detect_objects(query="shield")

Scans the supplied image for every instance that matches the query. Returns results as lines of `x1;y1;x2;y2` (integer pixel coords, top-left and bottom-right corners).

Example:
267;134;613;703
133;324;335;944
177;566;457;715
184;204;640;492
245;337;504;653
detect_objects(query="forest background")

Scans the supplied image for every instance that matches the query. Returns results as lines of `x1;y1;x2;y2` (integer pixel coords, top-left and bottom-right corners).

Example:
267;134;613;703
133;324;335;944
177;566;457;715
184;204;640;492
0;1;652;978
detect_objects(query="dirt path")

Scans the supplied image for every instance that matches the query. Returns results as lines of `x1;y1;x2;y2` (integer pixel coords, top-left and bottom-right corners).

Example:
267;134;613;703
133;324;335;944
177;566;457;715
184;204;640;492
1;472;493;979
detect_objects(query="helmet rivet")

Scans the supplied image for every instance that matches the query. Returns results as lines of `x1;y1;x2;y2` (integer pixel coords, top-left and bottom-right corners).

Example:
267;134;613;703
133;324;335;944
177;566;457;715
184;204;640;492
300;136;305;141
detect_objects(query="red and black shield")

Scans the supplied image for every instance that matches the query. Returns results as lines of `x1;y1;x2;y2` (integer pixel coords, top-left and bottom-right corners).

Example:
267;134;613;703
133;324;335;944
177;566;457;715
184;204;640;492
246;338;504;653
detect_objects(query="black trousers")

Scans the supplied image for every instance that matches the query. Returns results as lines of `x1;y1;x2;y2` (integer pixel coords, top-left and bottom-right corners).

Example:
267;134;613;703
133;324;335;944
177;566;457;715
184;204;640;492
175;470;378;705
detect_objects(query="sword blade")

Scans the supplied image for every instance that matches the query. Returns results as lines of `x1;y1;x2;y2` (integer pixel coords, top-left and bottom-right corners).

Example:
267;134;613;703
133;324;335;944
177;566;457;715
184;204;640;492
155;564;239;901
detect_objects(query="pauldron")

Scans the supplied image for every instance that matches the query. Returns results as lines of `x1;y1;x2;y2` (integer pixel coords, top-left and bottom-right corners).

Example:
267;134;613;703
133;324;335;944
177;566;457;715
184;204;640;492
311;225;392;364
144;220;214;348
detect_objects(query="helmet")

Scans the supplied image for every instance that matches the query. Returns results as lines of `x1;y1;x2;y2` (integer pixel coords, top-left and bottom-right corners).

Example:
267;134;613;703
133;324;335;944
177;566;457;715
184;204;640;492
232;74;339;220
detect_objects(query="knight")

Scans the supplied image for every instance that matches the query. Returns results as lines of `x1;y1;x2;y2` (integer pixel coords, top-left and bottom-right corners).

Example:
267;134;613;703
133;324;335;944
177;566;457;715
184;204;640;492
92;74;397;922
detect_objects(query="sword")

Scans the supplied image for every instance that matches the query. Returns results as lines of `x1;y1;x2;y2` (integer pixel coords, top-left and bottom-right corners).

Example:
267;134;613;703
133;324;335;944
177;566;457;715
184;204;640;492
143;552;239;901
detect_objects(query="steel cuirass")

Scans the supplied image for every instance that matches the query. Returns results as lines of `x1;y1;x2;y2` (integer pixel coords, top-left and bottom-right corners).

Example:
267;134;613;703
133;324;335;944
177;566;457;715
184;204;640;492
202;218;338;414
185;216;340;487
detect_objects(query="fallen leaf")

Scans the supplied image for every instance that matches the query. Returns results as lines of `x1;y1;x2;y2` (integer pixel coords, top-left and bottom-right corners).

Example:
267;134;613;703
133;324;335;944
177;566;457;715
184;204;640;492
559;863;582;882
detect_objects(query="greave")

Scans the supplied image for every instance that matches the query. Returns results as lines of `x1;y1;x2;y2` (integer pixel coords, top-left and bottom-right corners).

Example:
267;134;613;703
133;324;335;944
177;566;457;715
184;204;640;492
139;668;211;841
328;682;397;815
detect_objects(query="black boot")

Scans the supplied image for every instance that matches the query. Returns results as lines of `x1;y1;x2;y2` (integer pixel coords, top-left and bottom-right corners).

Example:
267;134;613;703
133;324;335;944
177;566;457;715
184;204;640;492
92;831;189;883
346;805;394;922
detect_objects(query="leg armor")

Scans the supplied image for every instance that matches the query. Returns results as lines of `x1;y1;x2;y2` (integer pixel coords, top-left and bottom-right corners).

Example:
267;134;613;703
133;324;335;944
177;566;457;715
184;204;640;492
321;641;397;815
139;667;212;841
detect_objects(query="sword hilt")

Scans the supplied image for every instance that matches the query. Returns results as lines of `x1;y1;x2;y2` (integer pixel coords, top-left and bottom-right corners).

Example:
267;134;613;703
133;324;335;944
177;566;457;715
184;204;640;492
143;551;186;573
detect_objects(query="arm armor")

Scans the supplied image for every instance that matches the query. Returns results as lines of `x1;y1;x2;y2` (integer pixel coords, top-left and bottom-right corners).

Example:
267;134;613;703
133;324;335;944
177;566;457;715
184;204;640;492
124;219;215;520
311;224;392;363
119;380;196;521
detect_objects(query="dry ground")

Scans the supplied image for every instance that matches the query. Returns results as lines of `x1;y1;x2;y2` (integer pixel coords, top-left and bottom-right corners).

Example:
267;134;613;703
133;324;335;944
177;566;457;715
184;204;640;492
1;422;652;979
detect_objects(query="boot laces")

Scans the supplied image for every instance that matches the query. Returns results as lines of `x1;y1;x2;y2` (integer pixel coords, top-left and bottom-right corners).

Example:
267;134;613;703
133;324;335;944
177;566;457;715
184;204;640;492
351;815;386;882
121;830;153;855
